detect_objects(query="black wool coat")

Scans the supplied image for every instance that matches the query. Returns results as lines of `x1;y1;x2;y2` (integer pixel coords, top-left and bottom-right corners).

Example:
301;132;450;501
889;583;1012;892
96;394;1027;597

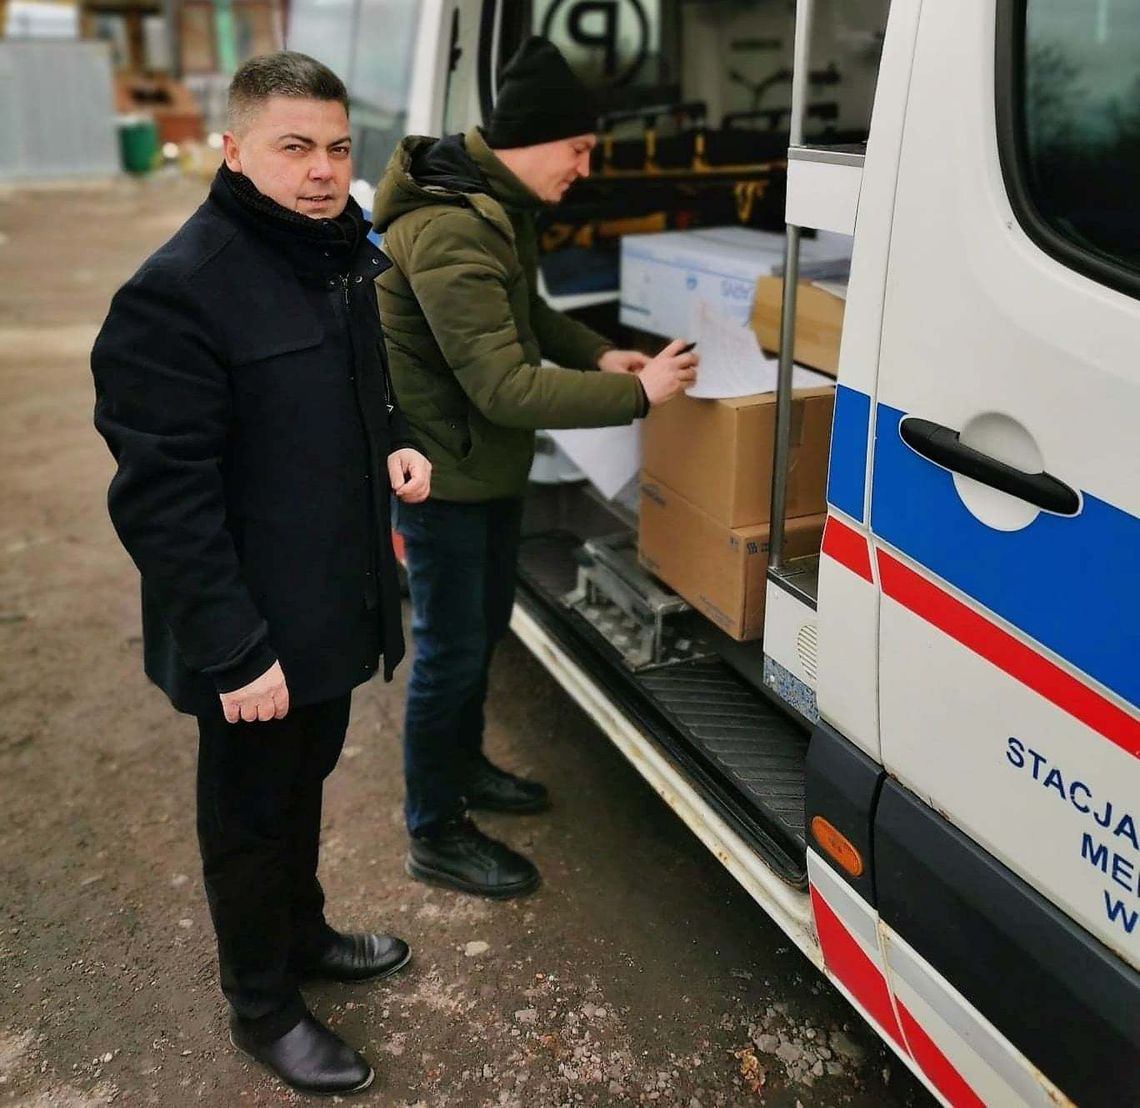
92;169;420;716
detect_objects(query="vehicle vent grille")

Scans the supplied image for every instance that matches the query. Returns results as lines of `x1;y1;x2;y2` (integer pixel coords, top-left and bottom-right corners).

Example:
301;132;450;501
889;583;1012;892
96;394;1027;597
796;622;819;685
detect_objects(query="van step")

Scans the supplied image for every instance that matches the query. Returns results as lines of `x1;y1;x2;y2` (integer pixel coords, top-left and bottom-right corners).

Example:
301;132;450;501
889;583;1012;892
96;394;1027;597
638;662;810;844
517;528;809;885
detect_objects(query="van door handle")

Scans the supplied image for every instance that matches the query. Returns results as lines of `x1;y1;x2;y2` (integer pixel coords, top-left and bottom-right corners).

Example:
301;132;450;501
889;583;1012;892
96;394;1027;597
899;417;1080;516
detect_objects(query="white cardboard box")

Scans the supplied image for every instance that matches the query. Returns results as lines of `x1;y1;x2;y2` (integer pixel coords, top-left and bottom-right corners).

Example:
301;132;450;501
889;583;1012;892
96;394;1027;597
619;227;851;339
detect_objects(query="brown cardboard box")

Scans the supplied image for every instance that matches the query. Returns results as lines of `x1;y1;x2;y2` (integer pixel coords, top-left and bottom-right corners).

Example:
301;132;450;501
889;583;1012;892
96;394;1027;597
638;476;825;642
751;277;845;376
641;388;834;529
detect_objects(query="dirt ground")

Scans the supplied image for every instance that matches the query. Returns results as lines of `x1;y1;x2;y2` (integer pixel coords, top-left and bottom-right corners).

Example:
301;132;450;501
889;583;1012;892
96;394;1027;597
0;175;934;1108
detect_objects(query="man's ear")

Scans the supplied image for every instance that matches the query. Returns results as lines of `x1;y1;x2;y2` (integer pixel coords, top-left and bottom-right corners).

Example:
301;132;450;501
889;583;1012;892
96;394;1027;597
222;132;242;173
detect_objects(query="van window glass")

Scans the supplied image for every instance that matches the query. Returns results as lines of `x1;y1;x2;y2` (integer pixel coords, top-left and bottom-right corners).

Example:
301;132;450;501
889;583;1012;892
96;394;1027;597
287;0;421;184
522;0;889;147
1020;0;1140;274
288;0;354;79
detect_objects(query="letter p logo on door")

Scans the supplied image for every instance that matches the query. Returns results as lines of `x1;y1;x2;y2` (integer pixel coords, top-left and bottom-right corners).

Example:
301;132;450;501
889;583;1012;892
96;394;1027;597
569;2;618;77
541;0;651;87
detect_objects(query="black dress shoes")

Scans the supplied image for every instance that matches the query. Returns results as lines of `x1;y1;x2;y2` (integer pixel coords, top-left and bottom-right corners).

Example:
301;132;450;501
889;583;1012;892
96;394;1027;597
230;1012;373;1095
299;931;411;983
464;759;550;814
407;814;540;898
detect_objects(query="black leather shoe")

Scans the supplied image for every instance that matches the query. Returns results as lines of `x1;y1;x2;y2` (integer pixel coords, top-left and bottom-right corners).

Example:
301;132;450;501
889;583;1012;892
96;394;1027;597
407;815;540;899
299;931;411;983
464;760;550;814
230;1013;373;1096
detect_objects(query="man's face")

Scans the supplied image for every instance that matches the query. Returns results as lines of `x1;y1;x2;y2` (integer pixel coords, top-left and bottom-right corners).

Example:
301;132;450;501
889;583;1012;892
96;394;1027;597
510;133;596;204
223;96;352;219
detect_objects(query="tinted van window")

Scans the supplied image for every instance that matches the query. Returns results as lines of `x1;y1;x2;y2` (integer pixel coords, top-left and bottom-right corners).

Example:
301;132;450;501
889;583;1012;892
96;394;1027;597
1020;0;1140;276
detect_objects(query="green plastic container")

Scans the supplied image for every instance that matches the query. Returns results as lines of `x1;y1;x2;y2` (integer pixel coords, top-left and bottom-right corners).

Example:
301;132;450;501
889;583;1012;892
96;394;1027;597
117;115;159;176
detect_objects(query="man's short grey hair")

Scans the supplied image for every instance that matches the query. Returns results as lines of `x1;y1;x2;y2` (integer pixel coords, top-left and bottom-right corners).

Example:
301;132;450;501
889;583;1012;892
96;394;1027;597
227;51;349;134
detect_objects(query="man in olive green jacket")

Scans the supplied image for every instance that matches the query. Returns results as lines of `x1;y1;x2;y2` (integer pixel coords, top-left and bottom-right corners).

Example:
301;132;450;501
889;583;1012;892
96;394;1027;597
372;36;697;898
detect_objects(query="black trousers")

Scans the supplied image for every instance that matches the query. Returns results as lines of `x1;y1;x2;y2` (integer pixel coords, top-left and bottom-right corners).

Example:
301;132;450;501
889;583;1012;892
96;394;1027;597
196;694;350;1042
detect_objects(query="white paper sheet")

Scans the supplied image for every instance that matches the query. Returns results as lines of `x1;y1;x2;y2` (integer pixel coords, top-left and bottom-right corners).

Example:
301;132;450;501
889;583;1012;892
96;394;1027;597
686;301;833;399
547;421;643;500
811;278;849;301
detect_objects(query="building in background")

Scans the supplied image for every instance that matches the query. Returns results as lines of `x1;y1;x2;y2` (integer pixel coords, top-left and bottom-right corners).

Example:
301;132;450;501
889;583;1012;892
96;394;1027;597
1;0;285;179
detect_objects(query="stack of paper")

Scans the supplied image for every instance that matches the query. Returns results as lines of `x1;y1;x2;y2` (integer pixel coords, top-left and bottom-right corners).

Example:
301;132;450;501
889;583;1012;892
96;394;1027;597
687;301;832;400
546;306;832;500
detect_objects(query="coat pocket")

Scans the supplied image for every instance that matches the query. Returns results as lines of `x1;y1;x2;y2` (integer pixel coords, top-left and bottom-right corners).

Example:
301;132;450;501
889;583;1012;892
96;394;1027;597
227;328;324;368
419;414;472;463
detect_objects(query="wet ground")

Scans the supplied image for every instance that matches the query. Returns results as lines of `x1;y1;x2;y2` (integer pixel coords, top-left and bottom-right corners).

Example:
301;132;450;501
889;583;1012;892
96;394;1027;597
0;174;934;1107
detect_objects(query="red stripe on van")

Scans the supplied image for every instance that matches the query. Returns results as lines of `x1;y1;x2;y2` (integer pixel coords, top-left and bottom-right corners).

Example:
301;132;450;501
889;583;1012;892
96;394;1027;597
877;550;1140;760
811;884;989;1106
821;515;874;582
809;885;906;1051
897;1001;986;1108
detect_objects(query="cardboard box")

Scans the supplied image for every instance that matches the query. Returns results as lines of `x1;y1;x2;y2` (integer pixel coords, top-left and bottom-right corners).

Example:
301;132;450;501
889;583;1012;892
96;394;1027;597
639;477;825;641
619;227;851;339
752;277;846;376
641;387;834;529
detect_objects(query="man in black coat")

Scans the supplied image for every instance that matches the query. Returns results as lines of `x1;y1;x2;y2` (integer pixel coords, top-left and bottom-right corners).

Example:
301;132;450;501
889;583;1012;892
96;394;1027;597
91;52;431;1096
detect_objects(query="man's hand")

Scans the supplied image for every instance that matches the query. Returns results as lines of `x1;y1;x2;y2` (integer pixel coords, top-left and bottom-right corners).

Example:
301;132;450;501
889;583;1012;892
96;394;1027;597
220;660;289;724
388;448;432;503
636;338;700;406
597;349;650;374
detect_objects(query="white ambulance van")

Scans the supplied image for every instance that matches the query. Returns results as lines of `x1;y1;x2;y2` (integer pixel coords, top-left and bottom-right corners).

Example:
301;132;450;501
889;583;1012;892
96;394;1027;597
298;1;1140;1103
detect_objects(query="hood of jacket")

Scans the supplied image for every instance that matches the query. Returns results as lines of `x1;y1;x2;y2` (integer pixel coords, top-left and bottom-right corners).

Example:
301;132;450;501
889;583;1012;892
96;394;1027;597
371;126;541;235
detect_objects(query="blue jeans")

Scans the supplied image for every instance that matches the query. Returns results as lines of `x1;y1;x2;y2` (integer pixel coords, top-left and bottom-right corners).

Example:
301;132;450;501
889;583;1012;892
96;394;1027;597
394;497;524;835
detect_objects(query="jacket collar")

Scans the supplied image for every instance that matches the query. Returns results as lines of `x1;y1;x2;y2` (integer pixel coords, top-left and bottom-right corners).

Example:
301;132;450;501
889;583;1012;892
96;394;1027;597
209;166;385;284
465;126;543;213
371;130;534;247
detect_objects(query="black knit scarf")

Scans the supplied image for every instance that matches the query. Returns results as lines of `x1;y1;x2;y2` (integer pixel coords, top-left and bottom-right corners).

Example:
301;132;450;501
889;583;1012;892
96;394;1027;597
215;163;365;278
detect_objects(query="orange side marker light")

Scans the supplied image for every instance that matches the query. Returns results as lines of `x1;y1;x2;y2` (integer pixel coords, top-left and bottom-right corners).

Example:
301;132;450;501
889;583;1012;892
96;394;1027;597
810;816;864;878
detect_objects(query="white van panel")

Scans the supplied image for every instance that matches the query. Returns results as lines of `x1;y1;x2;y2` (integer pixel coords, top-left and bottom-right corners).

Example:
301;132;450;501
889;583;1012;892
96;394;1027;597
829;0;921;401
785;155;861;236
878;571;1140;968
816;514;880;758
406;0;450;135
872;0;1140;967
815;0;923;760
881;928;1071;1108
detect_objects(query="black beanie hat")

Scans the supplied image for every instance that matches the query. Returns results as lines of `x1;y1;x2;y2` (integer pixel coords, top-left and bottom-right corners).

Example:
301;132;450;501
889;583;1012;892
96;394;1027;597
485;36;598;149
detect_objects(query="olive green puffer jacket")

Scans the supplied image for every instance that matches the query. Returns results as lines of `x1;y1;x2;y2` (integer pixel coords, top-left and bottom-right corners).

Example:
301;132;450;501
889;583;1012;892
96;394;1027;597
372;126;644;502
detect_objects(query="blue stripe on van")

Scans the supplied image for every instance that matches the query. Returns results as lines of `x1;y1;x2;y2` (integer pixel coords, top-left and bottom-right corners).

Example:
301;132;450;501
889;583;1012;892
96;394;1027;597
827;384;871;522
870;402;1140;709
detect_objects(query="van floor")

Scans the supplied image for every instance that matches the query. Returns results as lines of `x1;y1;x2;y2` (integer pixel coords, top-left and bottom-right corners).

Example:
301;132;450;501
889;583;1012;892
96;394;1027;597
520;481;810;886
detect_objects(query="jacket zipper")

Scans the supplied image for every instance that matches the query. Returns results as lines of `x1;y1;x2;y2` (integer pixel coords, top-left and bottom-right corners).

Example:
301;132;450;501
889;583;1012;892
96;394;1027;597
337;270;381;607
380;350;394;414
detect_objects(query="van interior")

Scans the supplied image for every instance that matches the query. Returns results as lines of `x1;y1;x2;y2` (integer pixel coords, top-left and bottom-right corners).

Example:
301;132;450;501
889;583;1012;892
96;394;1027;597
485;0;892;884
